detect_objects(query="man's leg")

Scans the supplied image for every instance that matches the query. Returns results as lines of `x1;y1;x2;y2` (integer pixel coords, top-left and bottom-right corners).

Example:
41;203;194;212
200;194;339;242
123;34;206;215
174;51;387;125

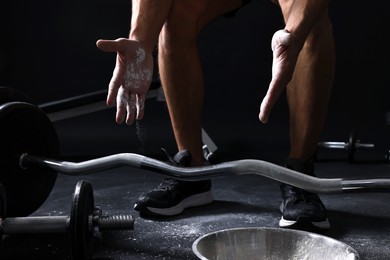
159;0;246;166
134;0;244;216
285;14;335;161
278;1;335;230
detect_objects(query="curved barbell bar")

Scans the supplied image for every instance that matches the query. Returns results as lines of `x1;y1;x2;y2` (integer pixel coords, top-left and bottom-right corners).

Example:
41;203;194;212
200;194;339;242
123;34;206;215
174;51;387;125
20;153;390;194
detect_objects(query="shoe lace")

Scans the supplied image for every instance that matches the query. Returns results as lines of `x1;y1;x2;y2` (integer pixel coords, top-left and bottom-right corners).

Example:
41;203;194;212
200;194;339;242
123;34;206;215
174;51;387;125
154;148;191;191
283;185;320;205
155;178;179;191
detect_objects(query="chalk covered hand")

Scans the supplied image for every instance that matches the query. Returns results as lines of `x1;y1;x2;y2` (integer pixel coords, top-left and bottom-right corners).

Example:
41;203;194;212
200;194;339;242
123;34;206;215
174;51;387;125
259;29;300;123
96;38;153;125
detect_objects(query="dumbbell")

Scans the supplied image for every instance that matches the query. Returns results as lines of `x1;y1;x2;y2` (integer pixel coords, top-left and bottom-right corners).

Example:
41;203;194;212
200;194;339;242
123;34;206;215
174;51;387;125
0;180;134;260
317;131;375;163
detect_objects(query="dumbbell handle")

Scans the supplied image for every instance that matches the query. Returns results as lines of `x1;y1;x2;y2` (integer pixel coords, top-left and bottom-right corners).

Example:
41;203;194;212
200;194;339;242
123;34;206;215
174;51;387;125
1;214;134;234
2;216;69;234
318;141;375;150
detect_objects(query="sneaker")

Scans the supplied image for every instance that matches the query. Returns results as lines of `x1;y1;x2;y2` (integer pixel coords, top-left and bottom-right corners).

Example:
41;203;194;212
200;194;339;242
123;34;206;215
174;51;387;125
279;158;330;231
134;150;213;216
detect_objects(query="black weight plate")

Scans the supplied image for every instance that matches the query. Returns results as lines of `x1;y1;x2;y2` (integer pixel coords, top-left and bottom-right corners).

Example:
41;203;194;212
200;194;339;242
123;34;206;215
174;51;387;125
347;131;357;163
0;102;59;217
70;180;94;260
0;183;6;243
0;87;35;105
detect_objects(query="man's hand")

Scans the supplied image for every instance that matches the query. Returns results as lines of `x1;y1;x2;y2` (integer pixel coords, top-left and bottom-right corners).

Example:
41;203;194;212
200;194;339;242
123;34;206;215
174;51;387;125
96;38;153;125
259;29;300;123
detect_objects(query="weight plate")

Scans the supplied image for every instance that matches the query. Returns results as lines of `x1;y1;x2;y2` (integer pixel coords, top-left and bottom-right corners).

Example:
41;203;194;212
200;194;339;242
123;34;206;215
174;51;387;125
0;102;59;217
347;131;357;163
70;180;94;260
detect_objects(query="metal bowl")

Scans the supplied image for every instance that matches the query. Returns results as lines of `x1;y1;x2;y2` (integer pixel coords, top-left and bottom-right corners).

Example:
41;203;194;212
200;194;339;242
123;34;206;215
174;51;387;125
192;227;359;260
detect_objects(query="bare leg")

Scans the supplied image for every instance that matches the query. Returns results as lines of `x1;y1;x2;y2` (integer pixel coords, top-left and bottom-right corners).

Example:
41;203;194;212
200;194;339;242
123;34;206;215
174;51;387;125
133;0;245;217
288;16;335;160
278;1;335;160
158;0;243;166
129;0;174;51
274;0;334;231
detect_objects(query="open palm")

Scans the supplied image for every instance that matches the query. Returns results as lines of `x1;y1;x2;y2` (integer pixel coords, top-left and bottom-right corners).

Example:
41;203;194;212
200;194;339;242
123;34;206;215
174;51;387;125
97;38;154;125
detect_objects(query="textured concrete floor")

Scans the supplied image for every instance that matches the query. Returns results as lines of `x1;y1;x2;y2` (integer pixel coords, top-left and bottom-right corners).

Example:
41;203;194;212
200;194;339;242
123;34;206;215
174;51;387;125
1;156;389;259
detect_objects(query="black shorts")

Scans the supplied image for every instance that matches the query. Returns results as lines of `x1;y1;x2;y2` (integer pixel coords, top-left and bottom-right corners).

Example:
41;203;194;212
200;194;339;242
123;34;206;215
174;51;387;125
223;0;253;18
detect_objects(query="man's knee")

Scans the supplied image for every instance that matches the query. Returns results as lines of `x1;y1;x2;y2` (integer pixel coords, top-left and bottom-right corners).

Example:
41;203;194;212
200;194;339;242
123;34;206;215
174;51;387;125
166;1;209;33
158;1;207;51
305;12;333;48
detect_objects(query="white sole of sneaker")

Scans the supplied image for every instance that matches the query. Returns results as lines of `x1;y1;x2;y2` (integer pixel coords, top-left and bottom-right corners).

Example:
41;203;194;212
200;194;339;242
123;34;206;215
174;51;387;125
279;217;330;230
147;191;213;216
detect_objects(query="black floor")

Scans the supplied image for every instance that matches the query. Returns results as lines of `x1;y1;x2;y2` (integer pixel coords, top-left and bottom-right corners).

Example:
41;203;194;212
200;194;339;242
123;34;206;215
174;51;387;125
1;153;390;259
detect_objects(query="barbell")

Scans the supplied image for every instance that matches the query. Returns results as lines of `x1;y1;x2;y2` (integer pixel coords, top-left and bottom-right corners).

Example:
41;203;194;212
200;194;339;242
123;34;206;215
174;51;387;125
0;180;134;259
317;131;375;163
1;100;390;218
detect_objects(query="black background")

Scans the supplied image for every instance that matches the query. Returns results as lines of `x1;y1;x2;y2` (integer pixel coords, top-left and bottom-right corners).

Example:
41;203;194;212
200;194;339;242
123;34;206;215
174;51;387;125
0;0;389;159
